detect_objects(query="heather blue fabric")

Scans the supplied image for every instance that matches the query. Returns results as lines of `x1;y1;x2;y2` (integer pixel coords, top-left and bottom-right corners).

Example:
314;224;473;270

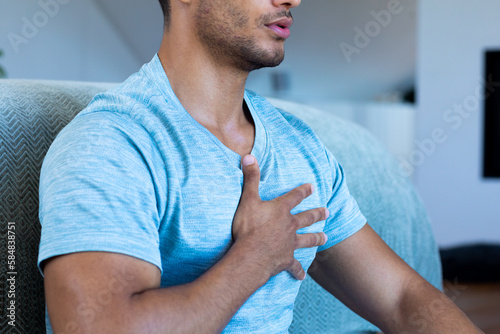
38;55;366;333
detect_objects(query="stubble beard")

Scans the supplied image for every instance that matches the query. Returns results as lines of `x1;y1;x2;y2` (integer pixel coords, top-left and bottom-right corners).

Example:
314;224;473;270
195;3;286;73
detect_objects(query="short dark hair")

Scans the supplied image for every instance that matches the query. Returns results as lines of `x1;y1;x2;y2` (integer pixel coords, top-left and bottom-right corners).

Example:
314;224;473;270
158;0;171;27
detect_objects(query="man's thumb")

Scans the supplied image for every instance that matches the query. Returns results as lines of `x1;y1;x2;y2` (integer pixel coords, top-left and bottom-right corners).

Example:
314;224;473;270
241;155;260;198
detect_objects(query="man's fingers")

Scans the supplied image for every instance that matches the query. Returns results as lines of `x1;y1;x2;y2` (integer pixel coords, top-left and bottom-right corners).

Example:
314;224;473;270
277;183;314;209
295;232;328;250
294;207;329;229
240;155;261;200
288;259;306;281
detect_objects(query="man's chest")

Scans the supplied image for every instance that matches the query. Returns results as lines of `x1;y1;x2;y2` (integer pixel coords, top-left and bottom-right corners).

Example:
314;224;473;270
155;128;330;286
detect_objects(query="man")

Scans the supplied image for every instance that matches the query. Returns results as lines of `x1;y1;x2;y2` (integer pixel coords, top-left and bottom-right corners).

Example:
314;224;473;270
38;0;481;333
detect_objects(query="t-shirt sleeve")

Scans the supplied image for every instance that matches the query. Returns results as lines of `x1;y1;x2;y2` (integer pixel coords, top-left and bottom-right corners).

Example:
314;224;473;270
37;112;165;274
317;148;366;252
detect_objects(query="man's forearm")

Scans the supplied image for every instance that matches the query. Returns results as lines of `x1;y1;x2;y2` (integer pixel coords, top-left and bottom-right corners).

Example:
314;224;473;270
45;243;270;334
308;225;481;334
390;278;482;334
126;241;270;334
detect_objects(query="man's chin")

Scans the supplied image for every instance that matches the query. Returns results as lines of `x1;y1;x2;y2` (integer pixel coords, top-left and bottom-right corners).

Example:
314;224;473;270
242;53;285;72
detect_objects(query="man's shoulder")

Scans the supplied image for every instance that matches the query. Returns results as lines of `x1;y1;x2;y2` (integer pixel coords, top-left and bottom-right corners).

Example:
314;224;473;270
48;63;169;167
79;55;178;123
82;71;160;118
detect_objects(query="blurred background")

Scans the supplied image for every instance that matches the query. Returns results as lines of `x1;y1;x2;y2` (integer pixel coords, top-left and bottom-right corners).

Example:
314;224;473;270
1;0;498;248
1;0;499;331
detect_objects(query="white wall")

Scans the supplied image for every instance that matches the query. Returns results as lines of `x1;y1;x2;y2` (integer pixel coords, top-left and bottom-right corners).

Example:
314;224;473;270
0;0;153;82
1;0;416;100
415;0;500;247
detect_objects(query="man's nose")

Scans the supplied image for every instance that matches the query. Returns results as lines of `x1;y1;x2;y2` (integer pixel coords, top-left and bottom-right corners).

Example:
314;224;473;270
272;0;301;10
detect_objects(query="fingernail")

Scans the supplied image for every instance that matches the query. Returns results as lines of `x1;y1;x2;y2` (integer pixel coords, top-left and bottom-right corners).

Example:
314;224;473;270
243;155;255;166
310;184;315;193
325;208;330;220
323;233;328;245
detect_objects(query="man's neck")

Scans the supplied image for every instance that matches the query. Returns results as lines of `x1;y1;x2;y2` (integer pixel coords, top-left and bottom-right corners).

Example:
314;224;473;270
157;32;255;157
158;33;250;129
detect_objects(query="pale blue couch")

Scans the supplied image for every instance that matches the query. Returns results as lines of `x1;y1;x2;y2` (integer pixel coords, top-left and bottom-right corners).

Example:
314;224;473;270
0;79;442;333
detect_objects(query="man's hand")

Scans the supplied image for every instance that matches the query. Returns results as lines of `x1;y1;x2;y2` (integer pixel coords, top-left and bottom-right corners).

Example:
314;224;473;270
232;155;329;281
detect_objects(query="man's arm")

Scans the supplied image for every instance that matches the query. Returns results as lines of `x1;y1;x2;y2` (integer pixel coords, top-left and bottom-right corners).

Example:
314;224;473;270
308;224;482;334
43;155;328;333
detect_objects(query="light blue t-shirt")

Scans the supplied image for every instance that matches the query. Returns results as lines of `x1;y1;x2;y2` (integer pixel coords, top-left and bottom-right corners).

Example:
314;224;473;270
38;55;366;333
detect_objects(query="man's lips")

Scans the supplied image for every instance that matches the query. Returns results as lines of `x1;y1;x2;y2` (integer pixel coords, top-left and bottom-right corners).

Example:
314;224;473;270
265;18;293;39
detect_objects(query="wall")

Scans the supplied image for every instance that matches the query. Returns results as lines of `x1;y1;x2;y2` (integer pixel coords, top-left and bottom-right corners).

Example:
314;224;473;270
0;0;160;82
1;0;416;100
415;0;500;247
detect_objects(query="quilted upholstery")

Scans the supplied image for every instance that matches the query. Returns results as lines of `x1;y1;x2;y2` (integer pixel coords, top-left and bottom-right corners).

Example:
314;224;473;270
0;80;114;333
0;80;441;333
